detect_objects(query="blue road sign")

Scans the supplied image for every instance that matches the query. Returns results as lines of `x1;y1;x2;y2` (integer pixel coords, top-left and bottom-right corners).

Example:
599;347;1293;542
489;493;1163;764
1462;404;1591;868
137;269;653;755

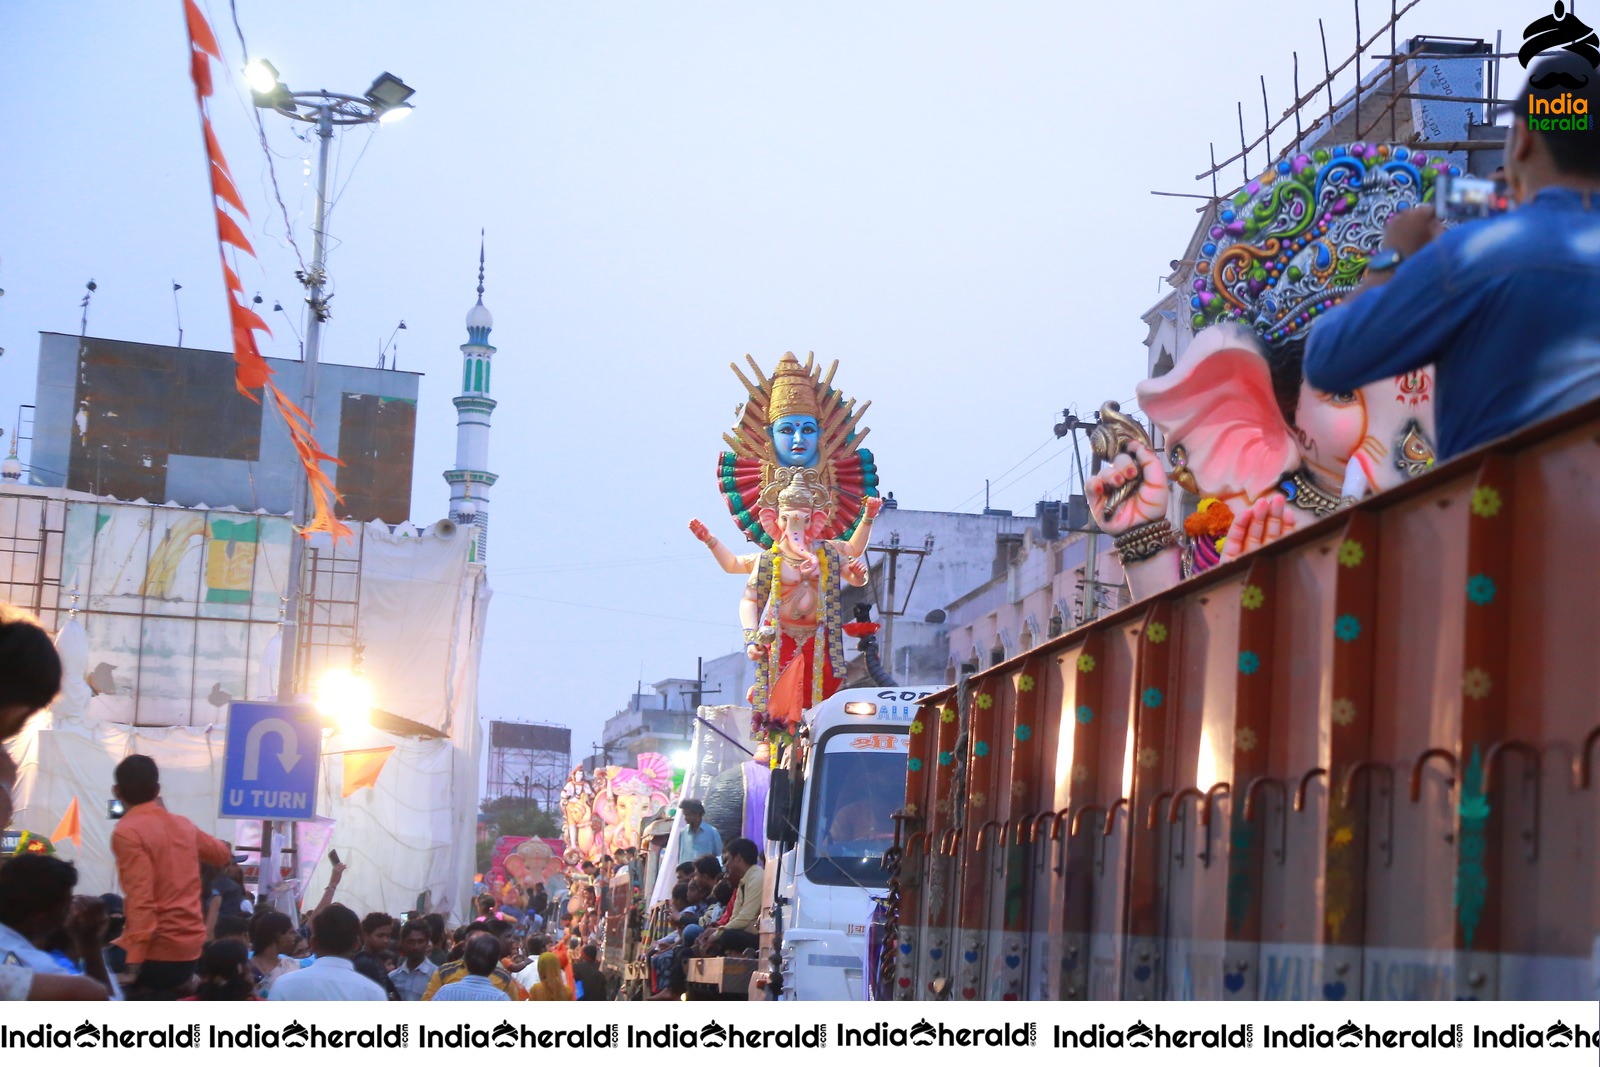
221;701;321;820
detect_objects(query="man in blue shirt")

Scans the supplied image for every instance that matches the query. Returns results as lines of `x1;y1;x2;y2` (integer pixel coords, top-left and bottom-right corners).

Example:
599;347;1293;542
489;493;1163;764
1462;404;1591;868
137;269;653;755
1306;53;1600;459
676;799;723;865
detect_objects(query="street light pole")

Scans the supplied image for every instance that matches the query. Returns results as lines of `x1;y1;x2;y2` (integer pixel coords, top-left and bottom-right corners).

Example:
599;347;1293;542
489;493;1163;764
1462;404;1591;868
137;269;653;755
246;65;415;703
277;103;333;702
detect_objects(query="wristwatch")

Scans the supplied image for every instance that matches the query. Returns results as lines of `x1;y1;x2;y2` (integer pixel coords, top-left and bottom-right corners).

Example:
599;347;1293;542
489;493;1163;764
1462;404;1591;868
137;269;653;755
1366;246;1405;273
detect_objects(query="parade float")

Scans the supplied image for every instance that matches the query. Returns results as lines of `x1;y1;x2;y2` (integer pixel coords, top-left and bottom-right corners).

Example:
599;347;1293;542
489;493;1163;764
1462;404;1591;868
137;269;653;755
885;142;1600;1002
577;352;928;1001
558;755;676;863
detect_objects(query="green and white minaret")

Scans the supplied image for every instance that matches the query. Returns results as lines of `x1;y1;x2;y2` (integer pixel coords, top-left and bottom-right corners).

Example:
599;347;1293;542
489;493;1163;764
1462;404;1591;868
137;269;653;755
444;232;498;562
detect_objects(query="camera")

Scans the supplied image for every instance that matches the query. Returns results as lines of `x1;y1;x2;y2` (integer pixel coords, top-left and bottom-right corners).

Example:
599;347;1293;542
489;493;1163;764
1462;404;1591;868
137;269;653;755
108;799;125;819
1436;172;1510;221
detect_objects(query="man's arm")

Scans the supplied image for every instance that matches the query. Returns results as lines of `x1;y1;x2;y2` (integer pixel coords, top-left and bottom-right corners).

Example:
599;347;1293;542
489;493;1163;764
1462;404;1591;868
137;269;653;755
707;825;723;859
1303;211;1469;394
309;862;347;920
110;831;157;969
196;828;234;867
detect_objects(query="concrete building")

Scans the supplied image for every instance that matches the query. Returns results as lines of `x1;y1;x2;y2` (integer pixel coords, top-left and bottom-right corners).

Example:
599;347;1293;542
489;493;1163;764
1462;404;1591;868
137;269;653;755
945;524;1125;676
840;501;1037;687
25;332;419;523
592;677;702;769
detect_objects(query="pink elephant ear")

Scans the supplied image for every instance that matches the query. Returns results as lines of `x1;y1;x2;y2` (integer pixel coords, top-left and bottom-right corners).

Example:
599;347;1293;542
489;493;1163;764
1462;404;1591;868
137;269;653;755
1136;324;1299;502
757;507;780;541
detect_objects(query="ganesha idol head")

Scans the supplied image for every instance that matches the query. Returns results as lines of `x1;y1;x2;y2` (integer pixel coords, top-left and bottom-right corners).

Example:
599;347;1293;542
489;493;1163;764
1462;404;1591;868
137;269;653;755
1137;323;1436;513
1144;141;1451;512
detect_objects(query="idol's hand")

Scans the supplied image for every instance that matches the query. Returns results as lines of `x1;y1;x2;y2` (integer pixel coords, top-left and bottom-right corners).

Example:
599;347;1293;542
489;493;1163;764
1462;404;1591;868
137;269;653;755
1220;495;1297;561
1086;440;1169;535
864;496;883;519
689;518;714;544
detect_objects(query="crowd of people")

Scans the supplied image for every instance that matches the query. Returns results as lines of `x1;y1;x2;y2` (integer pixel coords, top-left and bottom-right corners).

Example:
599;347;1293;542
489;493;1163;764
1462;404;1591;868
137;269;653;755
1;604;767;1004
0;608;628;1004
0;743;579;1004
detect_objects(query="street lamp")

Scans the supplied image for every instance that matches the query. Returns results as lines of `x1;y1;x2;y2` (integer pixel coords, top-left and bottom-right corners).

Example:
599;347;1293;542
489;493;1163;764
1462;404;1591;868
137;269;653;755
248;59;416;703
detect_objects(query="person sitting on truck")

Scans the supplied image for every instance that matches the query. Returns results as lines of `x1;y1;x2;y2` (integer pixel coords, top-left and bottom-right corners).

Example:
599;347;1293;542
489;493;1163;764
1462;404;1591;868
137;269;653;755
677;799;724;863
691;854;722;897
1305;52;1600;461
675;861;695;887
700;880;733;926
703;838;764;955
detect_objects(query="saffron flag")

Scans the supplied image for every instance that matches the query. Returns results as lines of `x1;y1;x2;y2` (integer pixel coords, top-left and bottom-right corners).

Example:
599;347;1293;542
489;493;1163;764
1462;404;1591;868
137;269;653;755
341;748;394;798
51;796;82;849
182;0;349;540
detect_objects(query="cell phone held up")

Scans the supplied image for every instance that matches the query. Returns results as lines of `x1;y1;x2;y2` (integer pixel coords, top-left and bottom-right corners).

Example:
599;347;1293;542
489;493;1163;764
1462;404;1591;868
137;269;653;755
328;848;342;868
107;799;125;819
1435;172;1510;221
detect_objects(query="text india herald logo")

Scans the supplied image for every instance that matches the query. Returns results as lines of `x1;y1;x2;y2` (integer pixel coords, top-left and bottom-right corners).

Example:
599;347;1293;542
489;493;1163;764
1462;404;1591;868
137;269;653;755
1521;2;1599;130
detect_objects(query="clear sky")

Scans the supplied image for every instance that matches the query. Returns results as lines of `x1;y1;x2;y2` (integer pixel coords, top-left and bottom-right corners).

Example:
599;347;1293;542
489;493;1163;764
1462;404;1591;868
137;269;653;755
0;1;1520;784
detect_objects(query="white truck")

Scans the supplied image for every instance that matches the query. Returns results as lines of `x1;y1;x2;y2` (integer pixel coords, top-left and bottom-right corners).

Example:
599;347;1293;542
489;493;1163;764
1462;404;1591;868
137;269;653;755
763;685;936;1001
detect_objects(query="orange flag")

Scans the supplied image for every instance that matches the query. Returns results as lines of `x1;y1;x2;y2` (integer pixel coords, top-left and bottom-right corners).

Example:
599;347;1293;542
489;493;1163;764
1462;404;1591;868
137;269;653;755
341;748;395;798
766;656;808;729
182;0;349;541
51;796;82;848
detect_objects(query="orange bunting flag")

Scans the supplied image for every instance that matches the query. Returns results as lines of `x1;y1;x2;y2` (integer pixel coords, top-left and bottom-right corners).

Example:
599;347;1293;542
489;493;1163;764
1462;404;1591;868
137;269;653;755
341;748;394;798
182;0;349;540
51;796;82;849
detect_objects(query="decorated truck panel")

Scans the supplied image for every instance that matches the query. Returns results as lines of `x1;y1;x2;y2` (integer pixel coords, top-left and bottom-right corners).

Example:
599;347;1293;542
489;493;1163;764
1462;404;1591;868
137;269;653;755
890;400;1600;1001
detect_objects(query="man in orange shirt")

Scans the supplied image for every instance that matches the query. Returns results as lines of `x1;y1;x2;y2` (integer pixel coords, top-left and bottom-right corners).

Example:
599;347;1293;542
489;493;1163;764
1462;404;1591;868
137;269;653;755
109;755;232;999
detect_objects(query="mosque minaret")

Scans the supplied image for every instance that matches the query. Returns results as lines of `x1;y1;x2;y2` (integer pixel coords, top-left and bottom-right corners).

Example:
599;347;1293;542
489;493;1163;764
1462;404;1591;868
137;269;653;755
444;233;498;562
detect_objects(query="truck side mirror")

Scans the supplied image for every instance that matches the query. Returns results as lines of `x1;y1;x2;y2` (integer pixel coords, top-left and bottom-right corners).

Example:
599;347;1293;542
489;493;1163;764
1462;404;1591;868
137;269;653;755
766;768;800;846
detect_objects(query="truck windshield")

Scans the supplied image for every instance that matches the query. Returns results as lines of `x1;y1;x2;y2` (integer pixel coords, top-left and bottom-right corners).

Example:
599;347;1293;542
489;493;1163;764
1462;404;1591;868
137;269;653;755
804;733;906;889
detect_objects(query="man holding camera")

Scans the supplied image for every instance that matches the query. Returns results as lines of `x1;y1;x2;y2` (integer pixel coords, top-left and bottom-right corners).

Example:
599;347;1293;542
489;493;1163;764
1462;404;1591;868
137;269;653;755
1305;52;1600;459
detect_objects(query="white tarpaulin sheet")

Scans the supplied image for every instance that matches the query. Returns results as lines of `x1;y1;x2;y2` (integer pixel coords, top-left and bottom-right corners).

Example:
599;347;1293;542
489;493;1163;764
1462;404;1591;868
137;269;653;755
2;489;489;924
349;520;469;735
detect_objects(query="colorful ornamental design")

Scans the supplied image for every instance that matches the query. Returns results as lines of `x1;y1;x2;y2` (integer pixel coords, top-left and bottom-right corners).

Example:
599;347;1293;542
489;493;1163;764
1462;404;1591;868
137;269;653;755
1190;143;1457;344
717;352;878;549
1338;540;1366;568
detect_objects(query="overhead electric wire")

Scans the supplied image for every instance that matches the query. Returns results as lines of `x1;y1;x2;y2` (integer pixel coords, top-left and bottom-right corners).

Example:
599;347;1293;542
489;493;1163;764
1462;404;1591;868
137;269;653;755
223;0;309;276
945;434;1057;512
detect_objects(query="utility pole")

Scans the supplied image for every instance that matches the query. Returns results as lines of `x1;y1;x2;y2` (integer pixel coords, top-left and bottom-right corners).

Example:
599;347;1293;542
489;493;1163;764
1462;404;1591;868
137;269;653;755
277;103;333;702
866;529;935;669
1054;408;1124;624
